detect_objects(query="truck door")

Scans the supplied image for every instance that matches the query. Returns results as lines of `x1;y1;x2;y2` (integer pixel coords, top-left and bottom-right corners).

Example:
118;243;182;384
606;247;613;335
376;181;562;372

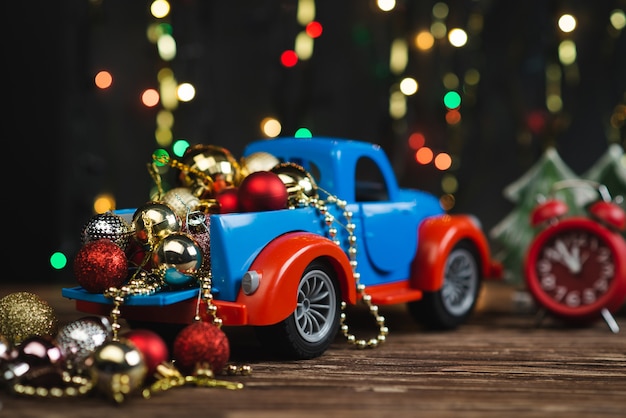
354;157;418;275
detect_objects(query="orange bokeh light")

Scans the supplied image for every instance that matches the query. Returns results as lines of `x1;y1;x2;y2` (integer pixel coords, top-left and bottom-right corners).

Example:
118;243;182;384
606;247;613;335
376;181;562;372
434;152;452;170
415;147;433;164
445;109;462;125
142;89;160;107
95;71;113;89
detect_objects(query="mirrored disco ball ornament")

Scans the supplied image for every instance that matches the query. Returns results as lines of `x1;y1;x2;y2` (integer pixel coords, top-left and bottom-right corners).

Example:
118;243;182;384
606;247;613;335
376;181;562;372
132;201;181;248
178;144;243;197
271;162;319;207
81;212;132;251
153;232;202;287
55;316;112;371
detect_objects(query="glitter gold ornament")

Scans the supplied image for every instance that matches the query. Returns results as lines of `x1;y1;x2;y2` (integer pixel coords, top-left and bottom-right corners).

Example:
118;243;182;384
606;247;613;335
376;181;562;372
0;292;58;346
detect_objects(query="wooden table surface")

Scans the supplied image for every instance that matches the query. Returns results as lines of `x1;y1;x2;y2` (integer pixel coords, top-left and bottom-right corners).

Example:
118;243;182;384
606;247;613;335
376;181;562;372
1;281;625;417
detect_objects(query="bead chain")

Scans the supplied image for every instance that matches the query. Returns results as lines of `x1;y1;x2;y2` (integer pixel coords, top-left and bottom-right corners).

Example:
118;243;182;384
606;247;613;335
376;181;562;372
152;154;215;190
308;187;389;349
11;372;93;398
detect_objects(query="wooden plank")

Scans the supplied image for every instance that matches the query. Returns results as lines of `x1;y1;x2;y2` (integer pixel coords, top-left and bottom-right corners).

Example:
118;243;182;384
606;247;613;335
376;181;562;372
1;282;625;417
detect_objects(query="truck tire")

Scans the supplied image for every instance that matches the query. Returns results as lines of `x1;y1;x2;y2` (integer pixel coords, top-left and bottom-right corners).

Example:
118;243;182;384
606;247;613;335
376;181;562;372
408;241;481;330
255;260;341;359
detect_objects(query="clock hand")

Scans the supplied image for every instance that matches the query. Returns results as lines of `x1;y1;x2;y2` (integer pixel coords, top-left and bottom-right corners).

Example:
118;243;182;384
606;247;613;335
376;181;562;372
555;239;581;274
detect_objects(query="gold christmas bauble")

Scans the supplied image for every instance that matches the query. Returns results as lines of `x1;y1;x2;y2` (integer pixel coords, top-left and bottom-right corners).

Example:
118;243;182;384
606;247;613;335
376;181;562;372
85;339;147;402
271;162;319;207
0;292;58;345
132;201;181;248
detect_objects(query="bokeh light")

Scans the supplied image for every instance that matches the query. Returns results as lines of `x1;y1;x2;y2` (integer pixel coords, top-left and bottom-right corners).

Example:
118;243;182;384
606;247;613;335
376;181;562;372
50;252;68;270
443;91;461;109
408;132;425;149
261;117;282;137
93;194;116;213
434;152;452;170
281;50;298;67
400;77;419;95
414;31;435;50
173;139;190;157
306;21;323;38
415;147;434;164
150;0;171;18
377;0;396;12
94;71;113;89
448;28;468;47
142;88;160;107
177;83;195;102
295;127;313;138
558;14;577;33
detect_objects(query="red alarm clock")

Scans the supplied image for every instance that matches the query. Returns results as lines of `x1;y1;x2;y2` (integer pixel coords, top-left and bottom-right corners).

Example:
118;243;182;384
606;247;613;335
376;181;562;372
524;179;626;332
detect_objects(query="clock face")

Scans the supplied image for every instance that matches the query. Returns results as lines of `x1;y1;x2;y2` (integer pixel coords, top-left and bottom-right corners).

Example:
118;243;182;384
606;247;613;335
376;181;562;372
525;219;626;319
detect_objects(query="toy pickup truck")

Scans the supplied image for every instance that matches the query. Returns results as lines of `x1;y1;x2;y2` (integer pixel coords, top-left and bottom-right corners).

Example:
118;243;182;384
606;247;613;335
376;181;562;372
63;136;501;359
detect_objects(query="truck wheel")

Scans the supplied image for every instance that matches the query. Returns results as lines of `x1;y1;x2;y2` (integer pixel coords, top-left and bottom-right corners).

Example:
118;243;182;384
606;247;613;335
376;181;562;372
408;241;481;330
255;260;341;359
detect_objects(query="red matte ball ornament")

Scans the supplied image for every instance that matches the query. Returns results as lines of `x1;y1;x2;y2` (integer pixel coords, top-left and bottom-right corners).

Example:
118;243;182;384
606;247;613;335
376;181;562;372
237;171;288;212
172;321;230;375
122;329;169;376
216;187;240;213
74;239;128;293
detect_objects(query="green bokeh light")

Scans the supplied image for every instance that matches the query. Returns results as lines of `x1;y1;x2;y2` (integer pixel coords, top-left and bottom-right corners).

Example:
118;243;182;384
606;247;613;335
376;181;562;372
173;139;190;157
443;91;461;109
50;252;67;270
294;128;312;138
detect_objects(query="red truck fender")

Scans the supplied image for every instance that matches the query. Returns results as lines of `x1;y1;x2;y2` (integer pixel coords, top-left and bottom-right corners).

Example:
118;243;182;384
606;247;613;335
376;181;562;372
235;231;357;326
411;214;497;292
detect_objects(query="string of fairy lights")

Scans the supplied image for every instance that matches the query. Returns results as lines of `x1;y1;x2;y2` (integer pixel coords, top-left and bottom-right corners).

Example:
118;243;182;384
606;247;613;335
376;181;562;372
48;0;626;271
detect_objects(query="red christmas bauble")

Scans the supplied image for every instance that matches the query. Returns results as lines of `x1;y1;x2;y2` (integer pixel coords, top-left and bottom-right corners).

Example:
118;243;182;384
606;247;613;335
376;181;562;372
237;171;287;212
122;329;169;376
74;239;128;293
216;187;239;213
125;239;155;271
172;322;229;375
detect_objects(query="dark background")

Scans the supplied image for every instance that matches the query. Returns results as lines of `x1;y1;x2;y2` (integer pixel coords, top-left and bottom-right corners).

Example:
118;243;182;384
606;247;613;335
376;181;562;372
8;0;625;281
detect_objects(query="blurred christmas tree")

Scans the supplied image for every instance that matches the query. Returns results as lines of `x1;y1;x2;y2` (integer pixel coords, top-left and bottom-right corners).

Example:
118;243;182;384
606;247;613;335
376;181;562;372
583;143;626;239
489;147;580;285
490;144;626;286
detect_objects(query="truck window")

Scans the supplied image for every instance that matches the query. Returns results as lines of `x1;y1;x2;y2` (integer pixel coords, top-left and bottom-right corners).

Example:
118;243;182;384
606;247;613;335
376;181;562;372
355;157;388;202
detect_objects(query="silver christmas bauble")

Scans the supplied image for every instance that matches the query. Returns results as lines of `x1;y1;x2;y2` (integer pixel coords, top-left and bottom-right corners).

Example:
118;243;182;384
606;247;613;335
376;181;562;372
55;316;112;371
81;212;132;251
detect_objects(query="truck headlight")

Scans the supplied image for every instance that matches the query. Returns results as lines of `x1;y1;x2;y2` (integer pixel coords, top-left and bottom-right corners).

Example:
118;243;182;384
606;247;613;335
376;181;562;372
242;270;261;295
